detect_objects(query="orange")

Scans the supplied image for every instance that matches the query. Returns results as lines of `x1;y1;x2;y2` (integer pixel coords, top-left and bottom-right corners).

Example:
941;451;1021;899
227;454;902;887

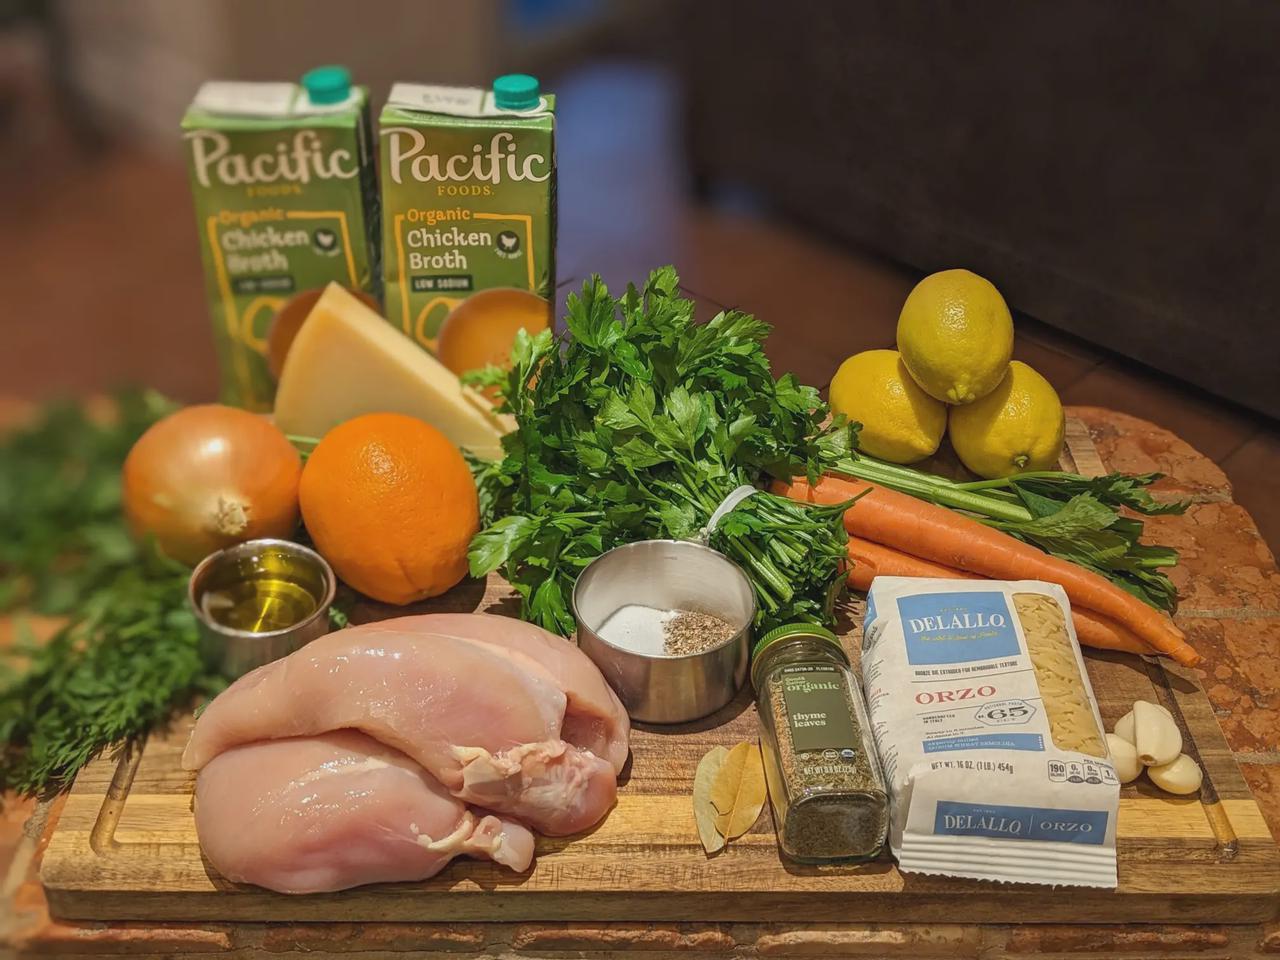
435;288;551;396
299;412;479;604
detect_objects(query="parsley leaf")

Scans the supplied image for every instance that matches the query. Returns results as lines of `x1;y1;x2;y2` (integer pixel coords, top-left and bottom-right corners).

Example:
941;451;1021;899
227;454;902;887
467;270;856;636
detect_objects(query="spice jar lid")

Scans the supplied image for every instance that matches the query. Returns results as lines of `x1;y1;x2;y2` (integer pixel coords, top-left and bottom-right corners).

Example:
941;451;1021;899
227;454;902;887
754;622;840;655
751;622;844;688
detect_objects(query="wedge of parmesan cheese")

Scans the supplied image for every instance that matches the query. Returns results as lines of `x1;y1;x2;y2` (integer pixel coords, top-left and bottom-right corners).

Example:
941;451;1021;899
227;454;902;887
273;284;509;459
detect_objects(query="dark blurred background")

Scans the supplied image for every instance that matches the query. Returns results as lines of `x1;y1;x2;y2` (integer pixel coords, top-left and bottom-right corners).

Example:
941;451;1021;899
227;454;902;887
0;0;1276;546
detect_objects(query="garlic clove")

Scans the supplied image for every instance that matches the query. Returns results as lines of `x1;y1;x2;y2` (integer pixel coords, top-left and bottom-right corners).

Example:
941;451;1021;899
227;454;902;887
1146;753;1203;795
1132;700;1182;766
1113;710;1135;745
1113;700;1172;746
1105;733;1141;784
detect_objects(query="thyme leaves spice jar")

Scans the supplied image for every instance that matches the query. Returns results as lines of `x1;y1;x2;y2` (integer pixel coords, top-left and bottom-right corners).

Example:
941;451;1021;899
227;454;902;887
752;623;888;863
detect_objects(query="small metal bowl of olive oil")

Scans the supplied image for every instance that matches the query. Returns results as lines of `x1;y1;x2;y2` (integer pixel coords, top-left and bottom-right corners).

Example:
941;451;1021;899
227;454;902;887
188;539;336;678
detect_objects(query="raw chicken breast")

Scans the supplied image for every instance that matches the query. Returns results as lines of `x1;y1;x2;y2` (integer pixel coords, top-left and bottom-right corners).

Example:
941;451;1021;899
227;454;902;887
362;613;630;773
183;615;626;835
194;731;535;893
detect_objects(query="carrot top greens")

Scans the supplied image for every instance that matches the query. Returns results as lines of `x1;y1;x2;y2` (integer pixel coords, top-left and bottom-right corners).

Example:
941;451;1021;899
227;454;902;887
829;457;1186;613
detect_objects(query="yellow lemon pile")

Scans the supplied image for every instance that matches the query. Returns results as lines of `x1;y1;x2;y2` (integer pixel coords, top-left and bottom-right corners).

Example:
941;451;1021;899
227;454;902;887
829;269;1065;479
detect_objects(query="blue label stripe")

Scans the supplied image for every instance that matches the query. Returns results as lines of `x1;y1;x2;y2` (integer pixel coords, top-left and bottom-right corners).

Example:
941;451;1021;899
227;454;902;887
923;733;1045;753
934;801;1108;845
896;591;1021;665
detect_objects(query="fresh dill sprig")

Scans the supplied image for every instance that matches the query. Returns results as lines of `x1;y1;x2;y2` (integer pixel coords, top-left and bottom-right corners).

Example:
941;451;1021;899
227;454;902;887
0;390;224;796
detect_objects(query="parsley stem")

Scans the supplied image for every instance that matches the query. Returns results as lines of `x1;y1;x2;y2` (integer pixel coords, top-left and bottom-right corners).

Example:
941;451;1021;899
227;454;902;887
725;536;793;604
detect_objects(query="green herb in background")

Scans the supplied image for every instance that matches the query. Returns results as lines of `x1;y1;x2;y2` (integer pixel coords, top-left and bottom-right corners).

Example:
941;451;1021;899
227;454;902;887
0;390;170;612
467;268;858;636
0;390;224;795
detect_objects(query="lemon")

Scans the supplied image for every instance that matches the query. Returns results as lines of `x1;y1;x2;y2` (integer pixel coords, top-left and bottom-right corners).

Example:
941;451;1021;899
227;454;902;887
948;361;1066;479
897;269;1014;404
829;349;946;464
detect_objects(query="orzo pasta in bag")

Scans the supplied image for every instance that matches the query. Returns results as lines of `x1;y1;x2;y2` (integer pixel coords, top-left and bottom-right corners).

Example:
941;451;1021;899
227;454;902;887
861;577;1119;887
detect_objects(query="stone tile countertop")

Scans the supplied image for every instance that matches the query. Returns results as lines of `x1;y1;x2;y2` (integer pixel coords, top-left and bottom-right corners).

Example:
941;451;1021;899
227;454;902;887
1;407;1277;959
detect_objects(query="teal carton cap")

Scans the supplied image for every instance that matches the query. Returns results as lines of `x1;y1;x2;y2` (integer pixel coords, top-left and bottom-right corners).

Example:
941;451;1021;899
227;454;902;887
302;65;352;104
493;74;540;110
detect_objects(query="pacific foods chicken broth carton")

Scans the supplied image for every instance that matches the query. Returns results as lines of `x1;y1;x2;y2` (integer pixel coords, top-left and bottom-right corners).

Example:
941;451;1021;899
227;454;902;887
182;67;380;410
379;76;555;372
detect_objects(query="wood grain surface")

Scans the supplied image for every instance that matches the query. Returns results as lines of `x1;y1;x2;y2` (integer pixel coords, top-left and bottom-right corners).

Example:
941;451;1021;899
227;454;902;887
35;419;1280;925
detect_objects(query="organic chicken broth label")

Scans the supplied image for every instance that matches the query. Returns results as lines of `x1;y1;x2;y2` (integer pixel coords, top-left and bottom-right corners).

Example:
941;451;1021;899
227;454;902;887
379;83;556;349
182;80;380;411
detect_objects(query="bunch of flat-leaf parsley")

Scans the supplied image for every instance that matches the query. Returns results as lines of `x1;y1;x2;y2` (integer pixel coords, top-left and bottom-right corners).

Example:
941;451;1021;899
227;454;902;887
468;268;858;636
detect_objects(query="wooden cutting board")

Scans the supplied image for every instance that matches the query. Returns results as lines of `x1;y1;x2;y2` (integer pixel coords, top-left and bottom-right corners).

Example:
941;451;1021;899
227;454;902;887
36;420;1280;925
36;593;1280;925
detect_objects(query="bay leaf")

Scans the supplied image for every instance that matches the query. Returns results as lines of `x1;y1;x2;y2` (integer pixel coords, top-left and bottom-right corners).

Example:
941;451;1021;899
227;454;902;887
692;745;729;854
709;741;767;840
708;742;750;815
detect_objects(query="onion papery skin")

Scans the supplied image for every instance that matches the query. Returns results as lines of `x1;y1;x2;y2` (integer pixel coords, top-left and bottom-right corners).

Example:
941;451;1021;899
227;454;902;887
122;404;302;565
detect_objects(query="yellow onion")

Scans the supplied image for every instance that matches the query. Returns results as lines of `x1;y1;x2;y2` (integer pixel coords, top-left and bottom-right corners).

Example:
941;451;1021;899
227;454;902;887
122;405;302;565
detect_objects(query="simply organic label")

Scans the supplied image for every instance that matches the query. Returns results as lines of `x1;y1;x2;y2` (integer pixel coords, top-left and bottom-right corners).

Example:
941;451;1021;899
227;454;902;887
379;90;556;348
779;664;860;760
182;85;380;410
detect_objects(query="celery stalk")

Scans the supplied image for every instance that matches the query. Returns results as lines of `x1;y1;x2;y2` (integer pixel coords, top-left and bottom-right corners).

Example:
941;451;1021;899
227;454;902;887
829;457;1035;523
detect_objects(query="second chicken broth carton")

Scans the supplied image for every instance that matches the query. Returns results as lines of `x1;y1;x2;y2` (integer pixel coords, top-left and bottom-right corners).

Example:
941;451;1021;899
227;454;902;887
379;75;556;377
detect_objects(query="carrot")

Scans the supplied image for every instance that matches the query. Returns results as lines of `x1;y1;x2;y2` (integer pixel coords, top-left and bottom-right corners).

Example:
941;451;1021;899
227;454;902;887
845;536;1152;657
774;475;1200;667
846;537;965;588
1069;608;1154;657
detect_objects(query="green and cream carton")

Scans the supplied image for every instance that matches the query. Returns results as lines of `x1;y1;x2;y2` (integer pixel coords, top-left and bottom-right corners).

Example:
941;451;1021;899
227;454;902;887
379;75;555;372
182;66;380;410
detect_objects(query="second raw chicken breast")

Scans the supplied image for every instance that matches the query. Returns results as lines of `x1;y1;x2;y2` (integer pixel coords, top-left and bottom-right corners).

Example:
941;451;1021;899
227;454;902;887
195;731;535;893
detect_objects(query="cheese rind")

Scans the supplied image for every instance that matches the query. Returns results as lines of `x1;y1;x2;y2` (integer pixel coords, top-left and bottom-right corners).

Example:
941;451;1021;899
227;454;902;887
273;284;507;459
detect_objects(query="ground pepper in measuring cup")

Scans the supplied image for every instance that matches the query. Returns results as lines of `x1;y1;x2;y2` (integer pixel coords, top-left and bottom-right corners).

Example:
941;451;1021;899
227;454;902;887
752;623;888;863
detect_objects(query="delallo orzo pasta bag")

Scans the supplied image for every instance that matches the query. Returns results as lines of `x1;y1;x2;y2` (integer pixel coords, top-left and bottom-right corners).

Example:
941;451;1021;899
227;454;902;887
861;577;1119;887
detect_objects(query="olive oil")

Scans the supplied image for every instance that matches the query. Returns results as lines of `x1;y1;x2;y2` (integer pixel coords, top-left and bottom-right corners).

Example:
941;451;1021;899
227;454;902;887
193;542;328;635
200;576;318;633
189;539;336;678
